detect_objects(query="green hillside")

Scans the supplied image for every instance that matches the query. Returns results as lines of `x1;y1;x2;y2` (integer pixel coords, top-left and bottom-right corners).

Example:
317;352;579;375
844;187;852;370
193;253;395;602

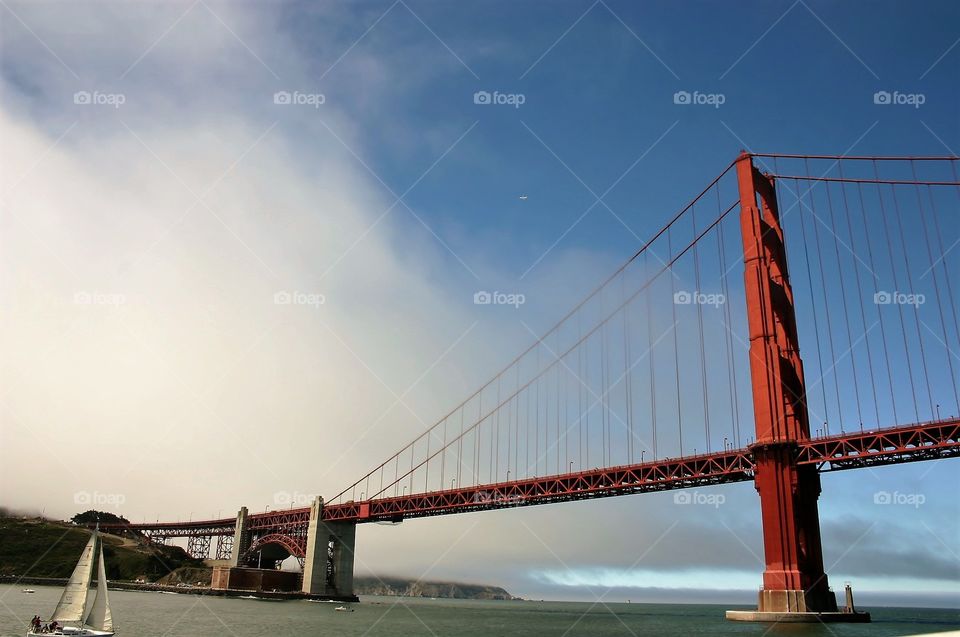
0;516;204;582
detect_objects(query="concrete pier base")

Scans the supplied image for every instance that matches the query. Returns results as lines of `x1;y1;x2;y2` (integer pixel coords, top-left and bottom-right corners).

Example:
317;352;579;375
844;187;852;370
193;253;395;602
302;497;358;600
727;585;870;622
726;610;871;623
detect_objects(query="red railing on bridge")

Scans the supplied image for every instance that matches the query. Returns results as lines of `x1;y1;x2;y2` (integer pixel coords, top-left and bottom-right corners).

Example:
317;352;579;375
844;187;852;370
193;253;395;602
101;417;958;534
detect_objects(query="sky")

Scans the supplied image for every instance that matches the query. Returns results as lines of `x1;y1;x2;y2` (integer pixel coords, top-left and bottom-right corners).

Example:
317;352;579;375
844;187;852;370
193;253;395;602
1;0;958;607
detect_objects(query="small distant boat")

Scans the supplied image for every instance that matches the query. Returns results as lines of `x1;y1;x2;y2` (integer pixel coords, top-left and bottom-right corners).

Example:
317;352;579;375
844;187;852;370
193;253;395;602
22;589;35;594
28;529;114;636
334;605;354;612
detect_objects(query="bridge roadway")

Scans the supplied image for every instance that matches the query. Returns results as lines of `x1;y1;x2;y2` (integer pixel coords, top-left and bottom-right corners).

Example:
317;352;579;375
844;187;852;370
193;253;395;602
101;417;958;535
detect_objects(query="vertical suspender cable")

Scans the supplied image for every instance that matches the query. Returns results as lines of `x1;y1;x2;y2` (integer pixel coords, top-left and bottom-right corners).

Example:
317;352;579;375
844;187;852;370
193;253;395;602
601;306;609;467
794;175;831;431
556;332;562;473
458;407;464;488
838;164;882;426
873;160;921;422
668;226;683;456
824;178;864;427
646;249;658;459
856;179;899;425
889;164;935;417
578;310;584;470
585;332;590;468
535;346;540;475
691;202;711;451
911;161;959;411
622;272;635;463
515;365;521;478
925;181;960;371
717;187;741;447
804;159;843;431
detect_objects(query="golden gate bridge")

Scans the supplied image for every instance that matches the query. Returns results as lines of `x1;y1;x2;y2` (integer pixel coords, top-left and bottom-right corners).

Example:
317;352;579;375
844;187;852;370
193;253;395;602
99;152;960;621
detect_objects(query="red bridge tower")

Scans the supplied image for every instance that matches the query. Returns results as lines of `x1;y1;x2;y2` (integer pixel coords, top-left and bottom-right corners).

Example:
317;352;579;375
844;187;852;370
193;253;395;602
727;153;866;621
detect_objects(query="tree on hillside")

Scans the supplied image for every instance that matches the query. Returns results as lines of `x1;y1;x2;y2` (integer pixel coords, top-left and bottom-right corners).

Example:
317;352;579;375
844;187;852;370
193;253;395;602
71;510;130;526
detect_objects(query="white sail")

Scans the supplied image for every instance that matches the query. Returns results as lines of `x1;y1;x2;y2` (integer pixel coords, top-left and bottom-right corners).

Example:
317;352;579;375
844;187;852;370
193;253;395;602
51;531;97;622
84;541;112;631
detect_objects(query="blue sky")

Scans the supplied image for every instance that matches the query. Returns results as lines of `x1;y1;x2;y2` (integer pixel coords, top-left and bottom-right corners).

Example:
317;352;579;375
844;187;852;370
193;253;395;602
1;0;958;607
272;0;959;279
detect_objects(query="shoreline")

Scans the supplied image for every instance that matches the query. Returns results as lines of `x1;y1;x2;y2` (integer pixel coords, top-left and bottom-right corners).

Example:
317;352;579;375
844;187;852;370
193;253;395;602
4;580;958;612
1;576;356;602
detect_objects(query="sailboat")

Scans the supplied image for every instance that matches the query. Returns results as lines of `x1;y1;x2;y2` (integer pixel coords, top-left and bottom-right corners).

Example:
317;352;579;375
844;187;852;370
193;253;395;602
28;529;114;636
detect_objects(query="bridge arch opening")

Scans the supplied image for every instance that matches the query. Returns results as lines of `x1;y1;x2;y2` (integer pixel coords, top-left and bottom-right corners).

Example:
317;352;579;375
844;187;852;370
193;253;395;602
243;534;306;572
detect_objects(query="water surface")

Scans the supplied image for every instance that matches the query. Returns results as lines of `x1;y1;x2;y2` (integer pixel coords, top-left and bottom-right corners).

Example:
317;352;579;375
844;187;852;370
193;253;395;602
2;585;957;636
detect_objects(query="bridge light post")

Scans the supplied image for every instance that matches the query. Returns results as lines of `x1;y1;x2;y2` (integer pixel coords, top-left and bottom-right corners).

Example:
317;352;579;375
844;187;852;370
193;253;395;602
451;479;456;489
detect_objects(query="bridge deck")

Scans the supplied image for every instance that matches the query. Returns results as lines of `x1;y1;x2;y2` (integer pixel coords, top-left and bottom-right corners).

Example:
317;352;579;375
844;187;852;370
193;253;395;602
98;418;957;533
